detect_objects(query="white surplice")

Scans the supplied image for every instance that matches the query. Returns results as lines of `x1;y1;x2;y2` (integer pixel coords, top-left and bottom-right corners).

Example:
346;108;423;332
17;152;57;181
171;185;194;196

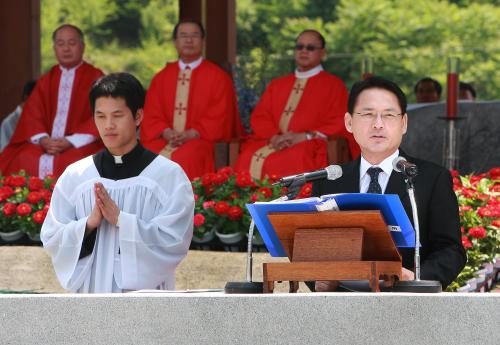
41;155;194;293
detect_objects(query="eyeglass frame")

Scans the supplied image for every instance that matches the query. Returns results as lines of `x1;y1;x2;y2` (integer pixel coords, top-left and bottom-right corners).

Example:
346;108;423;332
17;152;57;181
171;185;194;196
294;44;323;52
352;111;404;123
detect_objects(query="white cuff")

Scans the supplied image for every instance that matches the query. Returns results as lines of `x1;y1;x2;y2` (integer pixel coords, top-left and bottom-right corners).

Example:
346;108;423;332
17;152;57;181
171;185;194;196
31;133;49;144
66;134;96;148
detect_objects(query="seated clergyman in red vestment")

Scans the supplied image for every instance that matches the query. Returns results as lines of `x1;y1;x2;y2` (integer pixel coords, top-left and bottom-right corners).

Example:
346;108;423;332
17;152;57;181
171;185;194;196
235;30;360;180
0;24;104;178
141;19;237;180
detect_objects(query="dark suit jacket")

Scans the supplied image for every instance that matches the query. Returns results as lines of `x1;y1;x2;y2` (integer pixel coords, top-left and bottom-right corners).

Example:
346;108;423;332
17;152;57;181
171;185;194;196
312;152;466;288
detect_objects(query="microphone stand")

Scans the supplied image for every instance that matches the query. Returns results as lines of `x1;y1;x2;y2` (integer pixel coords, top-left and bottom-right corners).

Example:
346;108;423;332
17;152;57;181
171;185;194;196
393;175;442;293
225;178;304;293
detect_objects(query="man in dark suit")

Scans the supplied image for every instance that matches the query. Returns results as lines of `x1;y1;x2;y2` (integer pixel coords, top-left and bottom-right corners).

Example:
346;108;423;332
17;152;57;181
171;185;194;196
313;77;466;291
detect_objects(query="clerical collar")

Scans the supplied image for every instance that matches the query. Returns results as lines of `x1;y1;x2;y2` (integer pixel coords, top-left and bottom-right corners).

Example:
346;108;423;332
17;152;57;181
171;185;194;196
295;65;323;79
105;142;143;165
179;57;203;71
93;142;158;180
360;149;400;179
59;60;83;73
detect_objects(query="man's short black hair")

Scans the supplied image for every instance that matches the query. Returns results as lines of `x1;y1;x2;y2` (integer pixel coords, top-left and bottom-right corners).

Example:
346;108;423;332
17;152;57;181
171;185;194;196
348;76;407;114
52;24;85;43
172;18;206;40
459;81;476;98
89;73;145;116
296;29;326;48
414;77;442;97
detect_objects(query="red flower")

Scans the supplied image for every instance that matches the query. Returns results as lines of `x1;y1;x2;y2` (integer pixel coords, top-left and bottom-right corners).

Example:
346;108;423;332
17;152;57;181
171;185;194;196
193;213;205;227
489;167;500;180
492;185;500;193
235;173;254;188
468;226;487;239
250;193;258;202
477;207;493;218
3;176;14;186
217;166;233;176
16;203;32;216
33;210;46;224
10;175;26;187
257;187;273;199
2;202;17;216
229;192;239;200
227;206;243;220
461;236;472;248
450;169;459;177
201;172;216;187
461;188;475;198
0;186;14;201
298;183;312;198
460;226;465;233
194;194;199;202
452;177;461;186
492;220;500;228
213;173;229;185
43;203;50;212
27;192;43;204
477;193;490;202
214;201;230;215
39;189;52;203
459;205;472;214
50;182;56;190
28;176;44;191
202;201;215;209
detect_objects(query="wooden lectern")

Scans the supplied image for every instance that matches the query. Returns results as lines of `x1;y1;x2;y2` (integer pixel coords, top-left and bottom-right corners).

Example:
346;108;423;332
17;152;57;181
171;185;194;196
262;210;402;293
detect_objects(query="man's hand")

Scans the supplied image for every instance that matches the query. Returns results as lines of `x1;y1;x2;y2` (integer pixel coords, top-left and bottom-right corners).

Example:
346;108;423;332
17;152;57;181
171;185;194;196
52;138;73;153
162;128;199;147
402;267;415;280
39;137;73;155
94;182;120;226
86;200;103;235
315;280;340;292
270;132;307;150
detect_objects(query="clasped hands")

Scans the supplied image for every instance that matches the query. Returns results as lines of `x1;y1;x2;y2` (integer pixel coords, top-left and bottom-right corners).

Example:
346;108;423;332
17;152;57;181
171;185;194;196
270;132;307;151
40;136;73;155
85;182;120;235
162;128;199;148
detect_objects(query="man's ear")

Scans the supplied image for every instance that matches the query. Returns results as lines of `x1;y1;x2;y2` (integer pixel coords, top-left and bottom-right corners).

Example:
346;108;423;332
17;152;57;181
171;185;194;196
344;112;353;133
135;109;144;126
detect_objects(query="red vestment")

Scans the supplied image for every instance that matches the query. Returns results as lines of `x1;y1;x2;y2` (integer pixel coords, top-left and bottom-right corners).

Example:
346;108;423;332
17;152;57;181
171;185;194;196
235;71;360;178
0;62;104;177
141;60;237;180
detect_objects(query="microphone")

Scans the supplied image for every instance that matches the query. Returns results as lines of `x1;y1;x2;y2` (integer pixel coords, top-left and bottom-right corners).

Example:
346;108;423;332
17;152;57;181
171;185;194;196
276;165;343;187
392;156;418;178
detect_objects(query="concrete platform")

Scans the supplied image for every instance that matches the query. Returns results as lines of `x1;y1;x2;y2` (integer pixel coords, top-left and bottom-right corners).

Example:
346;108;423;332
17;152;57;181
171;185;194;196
0;292;498;345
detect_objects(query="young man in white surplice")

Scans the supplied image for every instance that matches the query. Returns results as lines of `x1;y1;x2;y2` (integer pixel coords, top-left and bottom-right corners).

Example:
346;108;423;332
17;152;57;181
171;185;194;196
41;73;194;293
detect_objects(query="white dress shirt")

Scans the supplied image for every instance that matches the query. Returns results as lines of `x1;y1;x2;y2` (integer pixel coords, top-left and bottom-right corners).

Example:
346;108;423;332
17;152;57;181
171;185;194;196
359;150;399;193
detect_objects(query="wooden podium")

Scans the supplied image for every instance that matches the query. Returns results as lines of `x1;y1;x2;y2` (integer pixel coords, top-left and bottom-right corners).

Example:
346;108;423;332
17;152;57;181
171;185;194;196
262;210;402;293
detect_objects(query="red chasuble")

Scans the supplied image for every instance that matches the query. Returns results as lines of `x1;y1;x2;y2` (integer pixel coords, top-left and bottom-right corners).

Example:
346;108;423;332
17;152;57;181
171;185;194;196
0;62;104;178
235;71;360;179
141;60;237;180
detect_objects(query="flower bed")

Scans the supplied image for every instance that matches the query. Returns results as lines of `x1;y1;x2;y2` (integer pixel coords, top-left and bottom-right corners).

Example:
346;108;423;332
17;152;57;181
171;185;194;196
447;167;500;291
191;167;311;243
0;172;54;241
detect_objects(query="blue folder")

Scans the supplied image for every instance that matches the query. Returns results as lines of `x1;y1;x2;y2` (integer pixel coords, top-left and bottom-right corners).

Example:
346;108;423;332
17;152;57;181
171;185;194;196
246;193;415;257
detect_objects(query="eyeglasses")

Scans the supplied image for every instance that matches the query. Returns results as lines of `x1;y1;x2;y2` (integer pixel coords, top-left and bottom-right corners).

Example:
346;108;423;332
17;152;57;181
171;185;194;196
294;44;322;52
177;33;202;40
353;112;403;122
